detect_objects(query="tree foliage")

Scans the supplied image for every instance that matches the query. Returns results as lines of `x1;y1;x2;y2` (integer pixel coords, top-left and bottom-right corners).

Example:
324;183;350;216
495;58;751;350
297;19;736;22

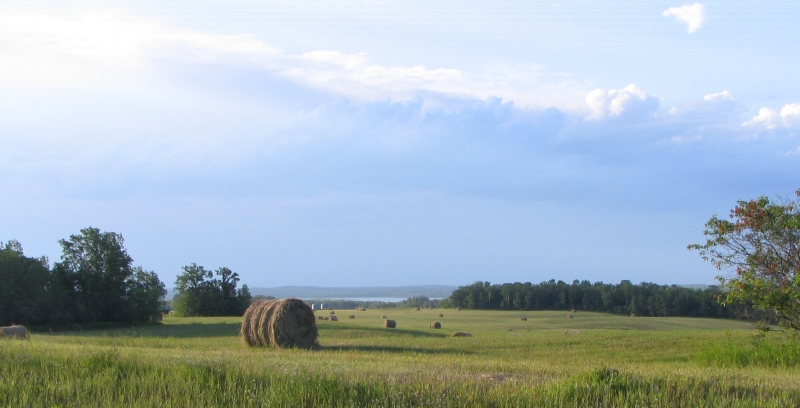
172;264;252;316
447;280;746;318
0;241;51;326
689;189;800;331
0;228;166;326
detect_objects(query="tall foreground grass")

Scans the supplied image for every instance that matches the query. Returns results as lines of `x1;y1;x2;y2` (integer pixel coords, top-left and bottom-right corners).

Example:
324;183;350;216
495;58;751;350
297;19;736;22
3;310;800;407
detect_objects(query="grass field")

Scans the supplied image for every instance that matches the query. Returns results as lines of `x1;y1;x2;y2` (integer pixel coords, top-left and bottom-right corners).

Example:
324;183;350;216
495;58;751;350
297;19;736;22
2;308;800;407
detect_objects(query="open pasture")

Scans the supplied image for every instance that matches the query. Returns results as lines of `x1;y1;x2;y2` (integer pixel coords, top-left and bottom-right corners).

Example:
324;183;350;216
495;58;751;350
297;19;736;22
2;309;799;407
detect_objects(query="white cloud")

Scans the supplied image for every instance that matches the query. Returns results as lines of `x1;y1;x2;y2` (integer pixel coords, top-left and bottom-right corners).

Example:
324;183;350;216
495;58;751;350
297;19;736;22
0;6;589;111
585;84;659;120
780;103;800;127
662;3;705;33
742;103;800;129
742;108;778;129
704;90;733;101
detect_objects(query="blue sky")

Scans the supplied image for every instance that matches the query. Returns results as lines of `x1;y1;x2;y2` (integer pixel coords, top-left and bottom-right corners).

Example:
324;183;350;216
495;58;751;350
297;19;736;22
1;0;798;288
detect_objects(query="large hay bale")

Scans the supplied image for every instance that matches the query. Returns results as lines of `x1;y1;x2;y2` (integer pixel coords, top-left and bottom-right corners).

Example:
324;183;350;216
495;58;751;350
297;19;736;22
317;316;324;320
383;319;396;328
330;316;338;321
430;321;441;329
438;313;444;318
323;317;330;320
566;314;573;319
457;307;462;311
570;309;577;313
329;311;335;315
415;307;420;311
451;331;471;337
0;325;30;340
240;298;318;349
349;315;356;319
520;316;528;321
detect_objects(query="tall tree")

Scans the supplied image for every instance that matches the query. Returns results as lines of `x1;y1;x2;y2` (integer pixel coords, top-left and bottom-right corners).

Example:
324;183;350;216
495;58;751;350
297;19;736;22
53;227;165;323
173;264;251;316
689;189;800;332
0;240;50;326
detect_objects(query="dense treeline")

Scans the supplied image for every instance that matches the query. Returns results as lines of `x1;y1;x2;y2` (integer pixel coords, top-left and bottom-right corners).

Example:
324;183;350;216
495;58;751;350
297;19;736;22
172;264;252;317
0;228;166;327
448;280;757;319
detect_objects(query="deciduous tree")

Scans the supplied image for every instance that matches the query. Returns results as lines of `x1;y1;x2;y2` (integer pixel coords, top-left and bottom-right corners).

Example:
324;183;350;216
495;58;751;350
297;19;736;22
689;189;800;332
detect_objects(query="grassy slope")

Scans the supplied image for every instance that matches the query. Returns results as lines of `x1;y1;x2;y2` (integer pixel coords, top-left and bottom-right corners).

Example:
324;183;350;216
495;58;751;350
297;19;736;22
2;309;799;407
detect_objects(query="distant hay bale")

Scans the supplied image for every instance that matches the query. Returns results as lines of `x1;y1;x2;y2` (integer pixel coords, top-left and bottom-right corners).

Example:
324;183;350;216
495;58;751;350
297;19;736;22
566;314;573;319
153;313;163;322
438;313;444;318
571;309;577;313
0;325;30;340
330;316;338;321
381;315;386;319
383;319;396;328
520;317;527;321
360;308;366;311
349;315;355;319
451;331;471;337
457;307;462;311
630;313;636;317
430;321;441;329
240;298;318;349
507;333;522;337
329;311;335;315
415;307;420;311
323;317;330;320
317;316;324;320
564;330;584;335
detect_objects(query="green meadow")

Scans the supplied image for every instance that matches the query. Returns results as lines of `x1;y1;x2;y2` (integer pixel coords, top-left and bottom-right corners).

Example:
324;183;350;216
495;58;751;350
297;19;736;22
3;309;800;407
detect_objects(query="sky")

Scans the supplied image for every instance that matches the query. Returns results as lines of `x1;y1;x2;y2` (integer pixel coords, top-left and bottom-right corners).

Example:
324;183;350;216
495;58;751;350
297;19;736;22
1;0;798;289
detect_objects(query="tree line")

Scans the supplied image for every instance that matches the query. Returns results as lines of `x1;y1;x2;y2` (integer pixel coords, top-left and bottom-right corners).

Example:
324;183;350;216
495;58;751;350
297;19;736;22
447;280;758;319
1;227;254;326
0;228;165;326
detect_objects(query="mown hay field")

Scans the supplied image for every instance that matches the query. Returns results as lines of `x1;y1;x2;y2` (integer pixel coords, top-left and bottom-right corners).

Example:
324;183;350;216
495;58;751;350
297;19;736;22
2;308;800;407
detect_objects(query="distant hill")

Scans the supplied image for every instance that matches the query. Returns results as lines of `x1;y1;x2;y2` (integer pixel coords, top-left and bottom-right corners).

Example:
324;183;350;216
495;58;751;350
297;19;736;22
677;284;713;290
165;285;457;300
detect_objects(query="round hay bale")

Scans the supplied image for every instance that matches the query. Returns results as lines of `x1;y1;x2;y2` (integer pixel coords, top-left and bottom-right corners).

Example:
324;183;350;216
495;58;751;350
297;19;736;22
330;316;338;321
630;313;636;317
457;307;462;311
240;299;274;347
570;309;577;313
383;319;396;328
240;298;318;349
349;315;355;319
451;331;471;337
329;311;335;315
0;325;30;340
566;314;573;319
438;313;444;318
323;316;330;320
415;307;420;311
430;321;441;329
520;316;527;321
381;315;386;319
317;316;324;320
